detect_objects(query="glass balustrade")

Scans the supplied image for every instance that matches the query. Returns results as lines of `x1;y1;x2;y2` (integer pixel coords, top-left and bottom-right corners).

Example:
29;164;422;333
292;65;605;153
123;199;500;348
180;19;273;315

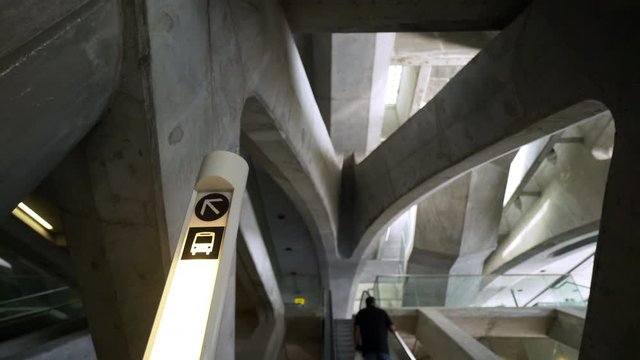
0;277;84;341
372;274;587;309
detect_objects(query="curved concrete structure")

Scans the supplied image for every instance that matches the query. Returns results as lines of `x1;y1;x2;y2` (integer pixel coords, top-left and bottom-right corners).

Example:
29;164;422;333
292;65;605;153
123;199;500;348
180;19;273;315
348;0;640;356
0;0;121;215
233;1;343;265
351;2;614;261
5;0;640;357
150;0;342;268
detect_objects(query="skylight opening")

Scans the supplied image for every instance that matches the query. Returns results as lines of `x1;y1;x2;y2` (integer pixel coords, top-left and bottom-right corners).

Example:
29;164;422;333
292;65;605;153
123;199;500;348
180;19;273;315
384;65;403;105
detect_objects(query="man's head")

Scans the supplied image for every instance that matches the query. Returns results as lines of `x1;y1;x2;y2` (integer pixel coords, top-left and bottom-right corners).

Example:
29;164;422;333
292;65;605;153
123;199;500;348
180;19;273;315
365;296;376;308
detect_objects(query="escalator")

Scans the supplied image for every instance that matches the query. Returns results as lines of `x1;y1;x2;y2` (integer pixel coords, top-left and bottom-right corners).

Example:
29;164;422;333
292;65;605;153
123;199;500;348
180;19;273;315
388;331;417;360
0;274;87;359
333;319;416;360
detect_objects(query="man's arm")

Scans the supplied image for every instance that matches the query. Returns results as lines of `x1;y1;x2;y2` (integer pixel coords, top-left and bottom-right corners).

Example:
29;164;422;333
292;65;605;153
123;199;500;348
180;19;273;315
385;311;396;332
354;325;362;347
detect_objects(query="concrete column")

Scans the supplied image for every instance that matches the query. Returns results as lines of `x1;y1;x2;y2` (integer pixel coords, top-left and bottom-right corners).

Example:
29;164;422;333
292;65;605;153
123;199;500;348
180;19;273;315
53;145;167;360
328;33;394;157
408;173;471;275
329;259;359;319
0;0;120;216
450;162;509;275
580;110;640;358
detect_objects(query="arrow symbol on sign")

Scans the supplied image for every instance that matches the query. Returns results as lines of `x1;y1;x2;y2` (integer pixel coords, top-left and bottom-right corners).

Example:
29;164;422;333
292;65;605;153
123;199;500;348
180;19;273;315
200;198;226;216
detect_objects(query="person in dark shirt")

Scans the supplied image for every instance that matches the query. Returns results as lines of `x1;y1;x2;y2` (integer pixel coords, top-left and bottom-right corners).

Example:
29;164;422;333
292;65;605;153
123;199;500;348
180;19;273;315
354;296;395;360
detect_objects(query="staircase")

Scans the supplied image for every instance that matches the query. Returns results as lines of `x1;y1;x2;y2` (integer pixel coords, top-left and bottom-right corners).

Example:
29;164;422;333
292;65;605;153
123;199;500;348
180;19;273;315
334;319;355;360
379;237;404;261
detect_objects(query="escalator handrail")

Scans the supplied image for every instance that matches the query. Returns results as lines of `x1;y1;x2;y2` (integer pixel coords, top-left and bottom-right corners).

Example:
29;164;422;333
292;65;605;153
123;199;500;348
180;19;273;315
0;287;70;307
392;331;416;360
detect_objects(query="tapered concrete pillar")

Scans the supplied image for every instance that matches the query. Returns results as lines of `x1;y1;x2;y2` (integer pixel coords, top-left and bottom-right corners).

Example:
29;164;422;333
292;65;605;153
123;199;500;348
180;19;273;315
580;110;640;358
450;161;509;275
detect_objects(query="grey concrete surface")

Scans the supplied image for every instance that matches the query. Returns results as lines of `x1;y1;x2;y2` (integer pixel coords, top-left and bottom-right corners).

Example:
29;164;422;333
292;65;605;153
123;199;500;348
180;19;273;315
237;194;285;360
5;0;640;358
450;162;509;274
417;309;500;360
231;0;342;267
250;165;324;308
7;330;96;360
549;308;585;350
147;0;245;256
327;33;394;157
0;0;121;216
439;307;555;339
393;32;495;67
49;0;171;358
351;0;620;264
409;173;470;274
486;121;611;274
347;4;640;356
490;222;599;276
282;0;532;32
405;158;507;277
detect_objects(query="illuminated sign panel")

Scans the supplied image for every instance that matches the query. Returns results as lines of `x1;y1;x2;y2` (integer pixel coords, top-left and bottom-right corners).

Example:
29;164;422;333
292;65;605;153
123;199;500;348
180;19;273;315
294;297;306;305
144;152;248;360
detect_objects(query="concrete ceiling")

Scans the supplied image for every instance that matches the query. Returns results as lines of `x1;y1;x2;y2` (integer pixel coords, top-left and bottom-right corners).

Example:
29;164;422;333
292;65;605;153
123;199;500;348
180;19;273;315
250;163;323;309
282;0;532;33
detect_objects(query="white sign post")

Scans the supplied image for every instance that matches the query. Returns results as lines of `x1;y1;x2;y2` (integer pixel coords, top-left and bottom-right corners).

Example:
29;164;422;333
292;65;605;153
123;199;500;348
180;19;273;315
144;151;248;360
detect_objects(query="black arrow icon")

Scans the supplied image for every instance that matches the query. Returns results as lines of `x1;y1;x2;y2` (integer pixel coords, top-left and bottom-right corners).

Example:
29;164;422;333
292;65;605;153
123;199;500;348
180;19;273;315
195;193;229;221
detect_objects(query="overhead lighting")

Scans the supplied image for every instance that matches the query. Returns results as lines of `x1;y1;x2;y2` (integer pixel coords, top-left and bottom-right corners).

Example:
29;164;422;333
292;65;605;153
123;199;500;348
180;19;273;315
12;202;56;242
384;65;403;105
16;202;53;230
0;256;12;269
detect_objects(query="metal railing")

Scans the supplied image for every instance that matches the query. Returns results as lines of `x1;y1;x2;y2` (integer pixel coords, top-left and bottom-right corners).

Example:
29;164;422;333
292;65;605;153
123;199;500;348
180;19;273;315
324;290;335;360
0;285;84;341
389;331;417;360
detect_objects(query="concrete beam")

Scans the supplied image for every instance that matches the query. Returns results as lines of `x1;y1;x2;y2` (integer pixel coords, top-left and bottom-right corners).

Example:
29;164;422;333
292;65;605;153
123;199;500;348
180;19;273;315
416;309;500;360
502;134;562;211
0;0;120;215
281;0;532;33
328;34;394;157
392;32;493;67
439;307;554;339
351;0;616;262
489;221;599;275
549;308;585;350
581;123;640;358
